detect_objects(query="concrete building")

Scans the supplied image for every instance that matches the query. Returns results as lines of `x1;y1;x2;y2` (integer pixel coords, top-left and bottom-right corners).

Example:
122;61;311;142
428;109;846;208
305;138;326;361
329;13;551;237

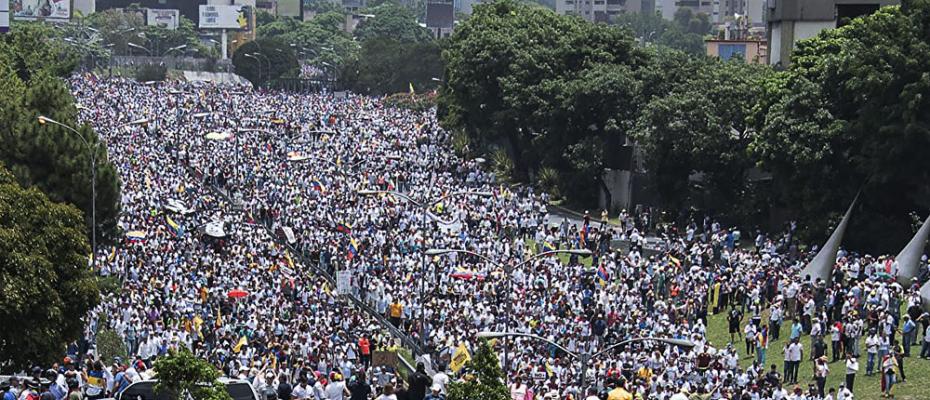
554;0;644;22
705;39;767;63
766;0;898;66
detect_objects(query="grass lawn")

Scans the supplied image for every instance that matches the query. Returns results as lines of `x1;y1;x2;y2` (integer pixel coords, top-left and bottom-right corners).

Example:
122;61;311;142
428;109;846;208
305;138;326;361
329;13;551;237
705;311;929;399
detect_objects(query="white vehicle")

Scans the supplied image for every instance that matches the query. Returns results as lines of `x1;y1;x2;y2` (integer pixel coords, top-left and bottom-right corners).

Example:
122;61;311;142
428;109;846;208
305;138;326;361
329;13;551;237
116;378;259;400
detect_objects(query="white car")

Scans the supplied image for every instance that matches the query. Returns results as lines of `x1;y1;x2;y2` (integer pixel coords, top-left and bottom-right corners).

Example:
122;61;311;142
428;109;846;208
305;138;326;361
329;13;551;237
116;378;259;400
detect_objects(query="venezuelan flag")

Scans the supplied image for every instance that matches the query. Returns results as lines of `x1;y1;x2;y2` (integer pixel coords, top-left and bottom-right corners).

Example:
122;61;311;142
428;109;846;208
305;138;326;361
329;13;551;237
542;241;557;253
668;255;681;268
311;180;326;193
597;264;609;287
165;216;184;237
126;231;147;242
346;238;359;260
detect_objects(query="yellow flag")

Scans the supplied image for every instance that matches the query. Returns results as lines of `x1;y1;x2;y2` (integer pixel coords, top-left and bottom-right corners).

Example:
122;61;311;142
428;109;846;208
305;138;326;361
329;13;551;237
409;82;415;95
233;336;248;353
450;342;471;373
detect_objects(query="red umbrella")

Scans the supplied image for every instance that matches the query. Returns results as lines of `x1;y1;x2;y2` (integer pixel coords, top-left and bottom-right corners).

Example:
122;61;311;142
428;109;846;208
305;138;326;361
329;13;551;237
227;289;249;299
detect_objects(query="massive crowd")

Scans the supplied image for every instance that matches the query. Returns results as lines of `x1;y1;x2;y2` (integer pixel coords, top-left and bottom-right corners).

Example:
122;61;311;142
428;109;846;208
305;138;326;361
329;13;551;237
2;76;928;400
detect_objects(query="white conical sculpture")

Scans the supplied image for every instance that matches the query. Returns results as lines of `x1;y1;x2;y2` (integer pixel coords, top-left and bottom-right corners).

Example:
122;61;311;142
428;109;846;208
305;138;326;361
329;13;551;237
895;215;930;285
798;196;858;284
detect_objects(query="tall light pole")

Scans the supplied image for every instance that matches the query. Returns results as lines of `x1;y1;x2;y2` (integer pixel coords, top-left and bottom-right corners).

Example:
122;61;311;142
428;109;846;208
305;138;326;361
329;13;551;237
476;331;695;395
427;248;592;370
244;53;263;85
38;116;148;274
37;116;99;272
356;189;492;225
357;189;494;351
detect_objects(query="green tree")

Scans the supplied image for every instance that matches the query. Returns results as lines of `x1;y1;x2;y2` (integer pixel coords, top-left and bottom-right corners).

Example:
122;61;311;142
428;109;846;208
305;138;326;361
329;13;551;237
0;22;80;80
750;2;930;251
347;38;442;95
154;348;232;400
613;10;708;55
354;2;434;43
257;12;358;69
0;60;121;243
0;164;100;370
232;38;299;86
633;60;771;213
439;0;644;203
446;341;509;400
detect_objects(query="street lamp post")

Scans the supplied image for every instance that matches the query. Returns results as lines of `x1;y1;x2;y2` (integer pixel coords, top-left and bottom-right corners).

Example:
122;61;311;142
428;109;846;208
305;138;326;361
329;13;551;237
427;248;592;372
356;189;492;225
244;54;263;85
37;116;98;272
476;331;695;395
357;189;494;351
38;116;148;275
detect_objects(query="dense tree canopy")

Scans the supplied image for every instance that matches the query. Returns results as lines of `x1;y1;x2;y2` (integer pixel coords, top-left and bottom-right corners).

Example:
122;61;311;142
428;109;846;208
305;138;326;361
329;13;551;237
750;1;930;251
345;38;442;95
633;60;772;215
447;341;509;400
354;2;434;43
439;0;646;202
232;38;300;86
0;30;121;243
0;165;100;370
257;12;358;68
154;348;232;400
612;9;711;55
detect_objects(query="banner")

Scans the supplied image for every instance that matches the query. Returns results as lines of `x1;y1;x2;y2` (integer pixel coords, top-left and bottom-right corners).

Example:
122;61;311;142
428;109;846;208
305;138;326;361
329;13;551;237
336;270;353;295
146;8;179;30
450;342;471;373
283;226;296;244
12;0;70;21
199;4;250;30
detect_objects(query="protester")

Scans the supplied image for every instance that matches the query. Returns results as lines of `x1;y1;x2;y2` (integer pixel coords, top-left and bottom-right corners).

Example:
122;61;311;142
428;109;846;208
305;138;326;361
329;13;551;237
21;75;921;400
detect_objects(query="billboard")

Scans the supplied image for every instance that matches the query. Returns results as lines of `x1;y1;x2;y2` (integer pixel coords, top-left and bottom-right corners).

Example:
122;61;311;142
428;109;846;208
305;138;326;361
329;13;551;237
199;4;249;30
425;0;453;28
12;0;70;21
1;0;9;33
276;0;301;18
146;8;179;29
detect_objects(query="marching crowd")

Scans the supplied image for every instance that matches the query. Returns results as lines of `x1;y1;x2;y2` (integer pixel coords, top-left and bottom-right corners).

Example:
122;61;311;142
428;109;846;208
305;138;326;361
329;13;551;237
3;76;927;400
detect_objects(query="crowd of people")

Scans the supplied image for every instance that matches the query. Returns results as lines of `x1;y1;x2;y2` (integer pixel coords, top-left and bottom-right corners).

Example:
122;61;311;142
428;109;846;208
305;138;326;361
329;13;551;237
4;75;928;400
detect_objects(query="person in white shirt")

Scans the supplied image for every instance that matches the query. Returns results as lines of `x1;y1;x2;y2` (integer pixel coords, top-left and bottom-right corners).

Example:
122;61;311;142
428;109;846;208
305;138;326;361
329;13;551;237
836;383;853;400
431;369;449;395
844;353;858;391
865;333;880;376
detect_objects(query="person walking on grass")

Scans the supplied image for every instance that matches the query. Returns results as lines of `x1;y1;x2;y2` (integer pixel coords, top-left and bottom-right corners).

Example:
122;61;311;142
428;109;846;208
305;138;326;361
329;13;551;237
881;353;898;398
845;352;858;392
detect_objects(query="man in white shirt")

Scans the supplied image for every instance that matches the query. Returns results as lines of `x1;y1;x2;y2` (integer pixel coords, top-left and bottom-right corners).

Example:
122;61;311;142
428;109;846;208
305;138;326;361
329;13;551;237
845;353;858;392
866;333;880;376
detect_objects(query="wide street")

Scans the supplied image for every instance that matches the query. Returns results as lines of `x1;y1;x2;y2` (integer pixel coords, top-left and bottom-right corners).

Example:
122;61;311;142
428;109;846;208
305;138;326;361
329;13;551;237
3;1;930;400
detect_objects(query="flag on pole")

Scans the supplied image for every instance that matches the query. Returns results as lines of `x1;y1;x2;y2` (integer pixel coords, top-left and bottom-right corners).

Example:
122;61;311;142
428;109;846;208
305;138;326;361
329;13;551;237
347;238;359;260
165;215;184;237
409;82;415;95
450;342;471;373
543;241;557;253
597;264;609;287
233;336;248;353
